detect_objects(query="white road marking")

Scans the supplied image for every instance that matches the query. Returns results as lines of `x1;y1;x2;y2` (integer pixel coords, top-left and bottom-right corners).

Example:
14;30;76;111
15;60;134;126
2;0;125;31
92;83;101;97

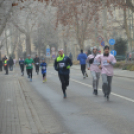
49;71;134;103
71;78;134;103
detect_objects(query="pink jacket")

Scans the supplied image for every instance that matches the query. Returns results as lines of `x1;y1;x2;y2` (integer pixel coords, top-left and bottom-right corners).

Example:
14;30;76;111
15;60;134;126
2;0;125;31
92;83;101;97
98;54;116;76
87;54;101;72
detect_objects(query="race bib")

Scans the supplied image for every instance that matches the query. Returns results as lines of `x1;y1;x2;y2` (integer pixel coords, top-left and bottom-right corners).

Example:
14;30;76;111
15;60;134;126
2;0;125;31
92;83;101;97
103;60;109;66
59;63;65;68
93;60;100;65
42;66;46;70
28;64;32;66
36;63;39;65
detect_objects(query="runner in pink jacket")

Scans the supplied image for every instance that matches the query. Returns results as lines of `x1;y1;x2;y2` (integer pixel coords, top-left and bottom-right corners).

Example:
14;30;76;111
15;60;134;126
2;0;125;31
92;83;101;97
87;46;101;95
98;46;116;100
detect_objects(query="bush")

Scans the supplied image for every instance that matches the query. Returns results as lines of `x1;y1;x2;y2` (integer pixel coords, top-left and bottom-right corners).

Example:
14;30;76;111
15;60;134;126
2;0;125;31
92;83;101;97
114;61;125;68
121;64;134;71
129;65;134;71
114;38;127;55
114;63;122;68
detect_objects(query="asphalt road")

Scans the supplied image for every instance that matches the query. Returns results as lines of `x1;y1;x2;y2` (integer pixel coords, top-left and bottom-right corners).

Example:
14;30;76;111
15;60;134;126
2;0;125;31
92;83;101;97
27;66;134;134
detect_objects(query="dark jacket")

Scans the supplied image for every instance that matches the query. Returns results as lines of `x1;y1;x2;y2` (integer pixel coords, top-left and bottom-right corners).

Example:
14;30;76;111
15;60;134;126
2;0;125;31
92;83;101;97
19;60;25;66
8;58;14;66
34;57;40;64
54;54;72;75
0;60;2;66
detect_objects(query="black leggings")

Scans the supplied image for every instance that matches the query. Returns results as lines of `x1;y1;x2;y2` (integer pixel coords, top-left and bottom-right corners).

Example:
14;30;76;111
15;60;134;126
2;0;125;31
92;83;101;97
81;64;86;75
20;65;24;73
42;73;46;78
58;74;69;94
35;65;39;72
27;69;33;79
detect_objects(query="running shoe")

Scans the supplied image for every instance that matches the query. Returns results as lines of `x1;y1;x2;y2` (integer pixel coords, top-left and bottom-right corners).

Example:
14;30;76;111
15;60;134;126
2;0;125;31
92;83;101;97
106;95;109;101
95;90;98;95
64;92;67;98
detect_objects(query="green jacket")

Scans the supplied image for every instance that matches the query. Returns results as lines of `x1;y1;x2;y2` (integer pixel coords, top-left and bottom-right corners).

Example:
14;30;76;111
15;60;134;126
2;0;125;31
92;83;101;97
25;58;34;69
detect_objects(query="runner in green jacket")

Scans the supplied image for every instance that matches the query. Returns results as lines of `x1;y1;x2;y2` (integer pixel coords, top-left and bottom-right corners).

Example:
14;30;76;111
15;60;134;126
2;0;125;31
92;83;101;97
25;55;34;82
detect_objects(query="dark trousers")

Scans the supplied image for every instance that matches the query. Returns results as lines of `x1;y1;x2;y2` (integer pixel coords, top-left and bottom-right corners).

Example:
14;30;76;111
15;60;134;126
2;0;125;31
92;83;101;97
20;65;24;73
81;64;86;75
9;65;13;71
42;73;46;78
35;65;39;72
0;65;2;71
26;68;28;76
58;74;69;94
27;69;33;79
102;74;113;96
5;66;8;74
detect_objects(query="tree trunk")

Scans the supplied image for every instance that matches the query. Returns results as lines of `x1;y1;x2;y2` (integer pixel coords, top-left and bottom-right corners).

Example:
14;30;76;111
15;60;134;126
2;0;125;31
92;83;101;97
26;33;31;55
102;0;108;45
124;9;132;51
5;27;9;56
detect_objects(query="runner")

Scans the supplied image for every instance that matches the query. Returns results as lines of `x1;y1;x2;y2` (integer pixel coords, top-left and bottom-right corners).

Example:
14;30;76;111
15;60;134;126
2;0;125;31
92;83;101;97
77;50;88;79
34;55;40;75
25;56;29;78
2;56;7;71
87;46;101;95
54;49;72;98
99;46;116;100
4;58;8;75
19;57;25;76
8;57;14;71
25;55;34;82
40;59;47;83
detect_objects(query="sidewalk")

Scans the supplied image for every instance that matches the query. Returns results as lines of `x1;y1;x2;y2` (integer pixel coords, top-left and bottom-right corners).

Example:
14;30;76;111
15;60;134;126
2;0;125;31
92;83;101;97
72;65;134;79
0;70;66;134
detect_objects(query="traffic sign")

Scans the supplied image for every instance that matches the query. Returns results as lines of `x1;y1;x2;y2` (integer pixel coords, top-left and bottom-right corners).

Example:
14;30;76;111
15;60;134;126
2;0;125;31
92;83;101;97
98;36;103;41
109;39;115;45
46;48;50;52
110;50;117;56
51;47;55;51
46;48;50;57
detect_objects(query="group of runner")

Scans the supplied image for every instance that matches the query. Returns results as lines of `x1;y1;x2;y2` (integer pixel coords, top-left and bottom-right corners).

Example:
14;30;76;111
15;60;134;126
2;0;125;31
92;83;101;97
3;45;116;100
19;55;47;83
77;45;116;100
54;46;116;100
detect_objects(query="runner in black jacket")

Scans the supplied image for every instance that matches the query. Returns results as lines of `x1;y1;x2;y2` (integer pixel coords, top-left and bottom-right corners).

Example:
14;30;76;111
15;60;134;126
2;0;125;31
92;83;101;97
34;55;40;74
54;49;72;98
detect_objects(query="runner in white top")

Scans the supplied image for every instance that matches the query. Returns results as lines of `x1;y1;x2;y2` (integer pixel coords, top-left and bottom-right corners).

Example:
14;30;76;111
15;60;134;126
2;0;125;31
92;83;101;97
87;46;101;95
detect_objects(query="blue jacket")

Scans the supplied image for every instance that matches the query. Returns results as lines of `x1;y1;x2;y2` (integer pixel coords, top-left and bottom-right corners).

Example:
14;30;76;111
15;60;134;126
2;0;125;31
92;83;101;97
19;60;25;66
40;62;47;74
77;53;87;65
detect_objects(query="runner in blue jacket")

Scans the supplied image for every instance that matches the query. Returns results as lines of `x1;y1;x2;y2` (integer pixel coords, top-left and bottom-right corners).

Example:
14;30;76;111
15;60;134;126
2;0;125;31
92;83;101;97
77;50;88;78
40;59;47;83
